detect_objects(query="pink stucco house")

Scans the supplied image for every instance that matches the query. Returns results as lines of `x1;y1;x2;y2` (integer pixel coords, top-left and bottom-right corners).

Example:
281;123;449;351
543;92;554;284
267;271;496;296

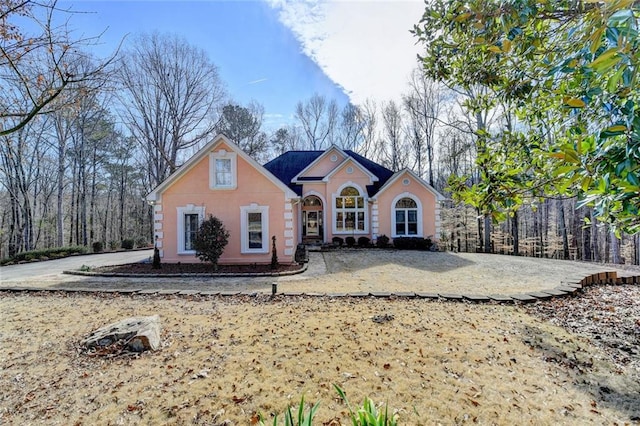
147;134;444;264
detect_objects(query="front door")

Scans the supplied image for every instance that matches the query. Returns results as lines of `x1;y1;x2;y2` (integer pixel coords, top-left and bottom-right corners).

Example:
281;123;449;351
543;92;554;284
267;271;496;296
304;211;320;237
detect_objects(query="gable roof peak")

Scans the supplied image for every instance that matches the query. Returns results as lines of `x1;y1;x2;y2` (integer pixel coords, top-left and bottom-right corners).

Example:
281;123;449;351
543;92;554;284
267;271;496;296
147;133;297;202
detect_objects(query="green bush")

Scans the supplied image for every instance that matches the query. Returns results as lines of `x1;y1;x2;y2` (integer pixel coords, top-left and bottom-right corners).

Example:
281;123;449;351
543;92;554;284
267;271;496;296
376;235;390;248
92;241;104;253
193;215;230;270
393;237;432;251
108;240;119;250
121;239;135;250
357;236;371;247
345;236;356;247
332;236;344;247
0;245;87;265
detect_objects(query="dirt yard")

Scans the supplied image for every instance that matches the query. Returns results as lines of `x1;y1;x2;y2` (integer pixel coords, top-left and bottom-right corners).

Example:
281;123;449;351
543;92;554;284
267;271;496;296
1;251;639;425
1;289;639;425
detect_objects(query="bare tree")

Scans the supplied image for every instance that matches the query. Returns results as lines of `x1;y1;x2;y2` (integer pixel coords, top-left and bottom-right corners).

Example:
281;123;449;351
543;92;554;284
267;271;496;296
215;101;268;161
355;99;378;158
336;103;365;151
403;69;446;185
294;93;338;150
0;0;114;137
118;32;226;187
380;100;409;171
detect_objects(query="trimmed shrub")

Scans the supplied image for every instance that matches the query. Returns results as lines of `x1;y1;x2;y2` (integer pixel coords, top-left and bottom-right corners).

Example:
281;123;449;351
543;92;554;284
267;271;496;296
271;235;278;270
121;239;135;250
92;241;104;253
393;237;433;251
192;215;230;270
332;236;344;247
345;236;356;247
152;247;161;269
357;236;371;247
108;240;118;250
295;244;308;263
376;234;390;248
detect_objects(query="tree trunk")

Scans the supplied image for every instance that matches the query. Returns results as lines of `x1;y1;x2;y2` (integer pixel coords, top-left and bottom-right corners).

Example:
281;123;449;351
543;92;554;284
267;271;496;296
477;209;483;252
56;137;66;247
610;231;622;264
512;211;519;256
557;199;569;259
604;224;610;263
591;209;600;262
582;212;592;261
483;214;491;253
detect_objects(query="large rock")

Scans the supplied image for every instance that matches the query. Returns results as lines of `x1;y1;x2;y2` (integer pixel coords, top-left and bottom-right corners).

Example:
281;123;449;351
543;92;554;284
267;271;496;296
83;315;161;352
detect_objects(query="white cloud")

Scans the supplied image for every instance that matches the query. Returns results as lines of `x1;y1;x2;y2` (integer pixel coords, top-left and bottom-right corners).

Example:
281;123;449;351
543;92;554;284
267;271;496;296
266;0;425;105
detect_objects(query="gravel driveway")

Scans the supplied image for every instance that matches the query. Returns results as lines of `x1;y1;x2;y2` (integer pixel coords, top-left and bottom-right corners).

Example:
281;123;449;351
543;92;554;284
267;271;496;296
1;248;636;296
277;249;633;295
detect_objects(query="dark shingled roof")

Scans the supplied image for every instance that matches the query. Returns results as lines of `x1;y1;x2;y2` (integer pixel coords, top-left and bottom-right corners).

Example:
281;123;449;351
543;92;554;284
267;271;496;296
263;149;395;197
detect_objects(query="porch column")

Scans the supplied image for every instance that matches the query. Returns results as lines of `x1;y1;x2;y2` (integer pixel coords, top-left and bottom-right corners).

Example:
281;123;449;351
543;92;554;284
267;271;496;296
284;200;294;256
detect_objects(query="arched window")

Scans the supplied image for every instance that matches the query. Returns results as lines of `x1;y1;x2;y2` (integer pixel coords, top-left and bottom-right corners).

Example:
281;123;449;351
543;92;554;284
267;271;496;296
335;186;365;232
395;197;418;236
303;196;322;207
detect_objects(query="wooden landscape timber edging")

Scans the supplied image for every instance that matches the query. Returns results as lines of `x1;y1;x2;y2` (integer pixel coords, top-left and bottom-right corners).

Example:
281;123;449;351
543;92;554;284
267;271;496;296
0;271;638;304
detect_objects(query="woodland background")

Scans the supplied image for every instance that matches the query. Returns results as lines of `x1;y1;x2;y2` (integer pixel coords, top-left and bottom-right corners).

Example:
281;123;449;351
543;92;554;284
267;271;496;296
1;1;638;265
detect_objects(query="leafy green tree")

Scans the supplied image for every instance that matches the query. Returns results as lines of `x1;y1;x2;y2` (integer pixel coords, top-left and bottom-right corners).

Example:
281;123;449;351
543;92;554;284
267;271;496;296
192;215;229;270
414;0;640;234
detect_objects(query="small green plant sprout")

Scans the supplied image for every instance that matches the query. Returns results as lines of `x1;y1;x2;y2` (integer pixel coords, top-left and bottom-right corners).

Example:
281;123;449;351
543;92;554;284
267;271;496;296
334;384;398;426
79;264;91;272
259;393;319;426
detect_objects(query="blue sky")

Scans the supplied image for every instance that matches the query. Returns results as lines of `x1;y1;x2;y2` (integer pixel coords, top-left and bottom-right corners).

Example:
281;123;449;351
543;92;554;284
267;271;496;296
59;1;425;131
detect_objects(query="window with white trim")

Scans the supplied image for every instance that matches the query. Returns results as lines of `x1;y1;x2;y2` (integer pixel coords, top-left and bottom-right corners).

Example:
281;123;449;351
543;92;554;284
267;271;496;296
334;186;366;233
210;150;237;189
184;214;199;250
177;205;205;254
241;205;269;253
395;198;418;236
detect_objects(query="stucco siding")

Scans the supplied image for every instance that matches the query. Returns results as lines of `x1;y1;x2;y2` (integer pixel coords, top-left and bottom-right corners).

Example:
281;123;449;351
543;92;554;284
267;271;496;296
158;141;295;264
375;173;439;241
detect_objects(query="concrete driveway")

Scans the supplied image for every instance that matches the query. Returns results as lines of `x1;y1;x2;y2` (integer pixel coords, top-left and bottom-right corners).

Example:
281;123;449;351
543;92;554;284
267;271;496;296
0;250;153;283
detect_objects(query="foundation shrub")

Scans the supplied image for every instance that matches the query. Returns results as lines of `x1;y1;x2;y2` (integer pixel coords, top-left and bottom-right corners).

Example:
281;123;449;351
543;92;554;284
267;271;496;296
357;236;371;247
393;237;433;251
332;236;344;247
376;234;390;248
345;236;356;247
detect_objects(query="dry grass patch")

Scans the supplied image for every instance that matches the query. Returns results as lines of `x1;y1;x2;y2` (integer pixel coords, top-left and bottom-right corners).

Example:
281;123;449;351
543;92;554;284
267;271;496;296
0;292;636;425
